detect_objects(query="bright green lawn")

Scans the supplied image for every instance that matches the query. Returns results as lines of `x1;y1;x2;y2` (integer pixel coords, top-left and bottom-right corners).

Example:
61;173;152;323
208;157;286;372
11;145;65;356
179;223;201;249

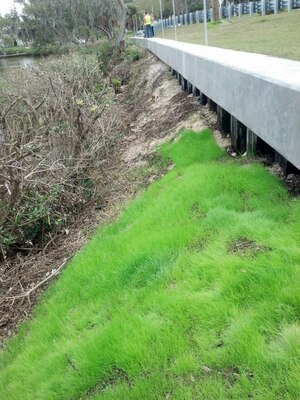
1;130;300;399
156;11;300;61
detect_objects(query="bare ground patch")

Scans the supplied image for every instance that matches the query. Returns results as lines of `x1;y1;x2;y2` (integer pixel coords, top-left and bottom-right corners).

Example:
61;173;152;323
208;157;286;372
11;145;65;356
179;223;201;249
228;237;271;258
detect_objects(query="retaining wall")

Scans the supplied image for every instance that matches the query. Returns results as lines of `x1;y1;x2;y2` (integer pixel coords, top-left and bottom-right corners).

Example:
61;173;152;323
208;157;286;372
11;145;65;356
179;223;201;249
131;37;300;170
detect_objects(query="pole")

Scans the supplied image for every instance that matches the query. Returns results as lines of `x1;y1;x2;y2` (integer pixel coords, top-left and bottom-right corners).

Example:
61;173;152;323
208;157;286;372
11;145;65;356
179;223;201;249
172;0;177;40
203;0;208;45
159;0;165;38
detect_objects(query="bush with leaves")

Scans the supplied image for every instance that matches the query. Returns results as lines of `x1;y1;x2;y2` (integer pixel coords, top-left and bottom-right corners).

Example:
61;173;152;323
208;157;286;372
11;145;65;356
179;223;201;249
125;45;144;62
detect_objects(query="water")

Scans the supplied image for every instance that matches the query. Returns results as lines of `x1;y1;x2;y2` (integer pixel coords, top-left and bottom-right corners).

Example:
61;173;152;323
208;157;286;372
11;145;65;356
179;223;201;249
0;56;36;74
0;56;37;143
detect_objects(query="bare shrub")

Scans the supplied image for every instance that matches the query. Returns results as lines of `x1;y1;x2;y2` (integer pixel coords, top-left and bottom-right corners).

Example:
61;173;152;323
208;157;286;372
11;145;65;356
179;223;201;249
0;53;122;259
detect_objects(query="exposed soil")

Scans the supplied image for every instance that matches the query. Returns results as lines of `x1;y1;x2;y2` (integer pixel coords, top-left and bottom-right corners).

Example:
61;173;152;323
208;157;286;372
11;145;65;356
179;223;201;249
228;237;271;258
0;52;219;347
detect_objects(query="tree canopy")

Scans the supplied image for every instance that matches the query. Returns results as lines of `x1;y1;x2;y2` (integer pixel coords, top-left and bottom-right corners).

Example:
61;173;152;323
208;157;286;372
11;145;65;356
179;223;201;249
0;0;220;48
0;0;128;47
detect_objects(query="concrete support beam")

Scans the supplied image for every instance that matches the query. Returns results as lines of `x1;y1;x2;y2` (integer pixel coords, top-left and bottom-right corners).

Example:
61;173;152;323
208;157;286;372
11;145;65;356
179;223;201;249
217;106;231;133
192;85;200;97
187;81;193;94
247;129;257;155
275;152;288;174
208;98;217;112
199;92;207;106
231;116;247;154
181;77;188;91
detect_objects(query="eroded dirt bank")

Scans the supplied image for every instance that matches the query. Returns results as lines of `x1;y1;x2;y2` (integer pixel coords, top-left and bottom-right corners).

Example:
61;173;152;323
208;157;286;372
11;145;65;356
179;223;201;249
0;51;216;346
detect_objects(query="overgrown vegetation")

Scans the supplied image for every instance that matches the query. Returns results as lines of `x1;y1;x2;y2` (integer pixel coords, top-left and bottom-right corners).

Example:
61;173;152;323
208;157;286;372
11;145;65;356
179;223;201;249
0;51;124;259
1;130;299;399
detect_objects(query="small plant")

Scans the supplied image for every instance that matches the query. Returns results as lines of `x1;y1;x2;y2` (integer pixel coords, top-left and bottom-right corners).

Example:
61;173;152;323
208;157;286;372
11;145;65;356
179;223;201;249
111;77;121;94
126;46;144;62
207;20;222;29
96;40;119;73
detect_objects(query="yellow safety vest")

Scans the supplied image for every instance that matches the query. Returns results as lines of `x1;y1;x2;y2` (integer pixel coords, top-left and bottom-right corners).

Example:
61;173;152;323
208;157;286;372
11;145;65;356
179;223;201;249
144;15;152;25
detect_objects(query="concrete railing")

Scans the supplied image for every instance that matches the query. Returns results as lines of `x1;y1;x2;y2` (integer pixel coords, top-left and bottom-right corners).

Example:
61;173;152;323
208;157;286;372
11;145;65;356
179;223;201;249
156;1;300;30
131;37;300;170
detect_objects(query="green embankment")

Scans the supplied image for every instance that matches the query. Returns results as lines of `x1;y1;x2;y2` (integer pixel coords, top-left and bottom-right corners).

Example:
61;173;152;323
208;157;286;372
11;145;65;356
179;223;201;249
156;11;300;61
0;130;300;399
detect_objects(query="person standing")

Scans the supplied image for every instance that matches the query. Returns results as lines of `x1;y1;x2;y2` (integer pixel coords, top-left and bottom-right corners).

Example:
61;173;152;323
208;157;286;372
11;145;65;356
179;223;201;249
143;12;153;38
150;14;155;37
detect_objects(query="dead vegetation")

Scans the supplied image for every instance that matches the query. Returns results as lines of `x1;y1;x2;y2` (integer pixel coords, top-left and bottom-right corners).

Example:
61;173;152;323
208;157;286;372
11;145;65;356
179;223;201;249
0;53;122;260
228;237;271;258
0;52;125;343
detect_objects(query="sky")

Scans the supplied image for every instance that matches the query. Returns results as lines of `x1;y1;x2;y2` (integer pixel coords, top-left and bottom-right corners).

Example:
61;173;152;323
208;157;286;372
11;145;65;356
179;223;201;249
0;0;23;16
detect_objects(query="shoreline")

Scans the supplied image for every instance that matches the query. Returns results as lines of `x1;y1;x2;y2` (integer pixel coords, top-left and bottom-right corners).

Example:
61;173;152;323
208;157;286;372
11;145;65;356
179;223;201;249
0;52;29;59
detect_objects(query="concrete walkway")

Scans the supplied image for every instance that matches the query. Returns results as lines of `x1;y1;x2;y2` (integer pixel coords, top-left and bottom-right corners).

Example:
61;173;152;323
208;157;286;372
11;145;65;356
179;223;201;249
132;37;300;169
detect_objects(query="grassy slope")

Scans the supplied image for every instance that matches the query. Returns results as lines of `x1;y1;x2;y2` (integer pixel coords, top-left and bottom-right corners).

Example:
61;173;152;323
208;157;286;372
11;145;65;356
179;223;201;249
0;130;300;399
156;11;300;61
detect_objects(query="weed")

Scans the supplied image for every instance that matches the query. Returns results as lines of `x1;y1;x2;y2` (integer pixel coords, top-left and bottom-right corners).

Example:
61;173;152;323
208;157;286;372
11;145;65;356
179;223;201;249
111;78;121;94
125;45;145;62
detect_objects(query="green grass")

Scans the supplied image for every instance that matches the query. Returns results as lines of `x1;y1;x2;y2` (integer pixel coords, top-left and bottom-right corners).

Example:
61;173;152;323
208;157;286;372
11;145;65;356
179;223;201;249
156;11;300;61
1;129;300;399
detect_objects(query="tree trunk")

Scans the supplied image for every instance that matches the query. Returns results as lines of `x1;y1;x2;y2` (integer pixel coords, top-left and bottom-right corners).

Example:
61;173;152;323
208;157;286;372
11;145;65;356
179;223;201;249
213;0;219;20
116;0;127;44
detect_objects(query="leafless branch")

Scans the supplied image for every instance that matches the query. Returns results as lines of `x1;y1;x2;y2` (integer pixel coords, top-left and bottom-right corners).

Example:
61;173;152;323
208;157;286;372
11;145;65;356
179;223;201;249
3;257;71;303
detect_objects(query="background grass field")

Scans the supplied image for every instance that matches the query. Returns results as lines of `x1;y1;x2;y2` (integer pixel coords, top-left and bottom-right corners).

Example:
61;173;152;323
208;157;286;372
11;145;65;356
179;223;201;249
0;130;299;399
156;11;300;60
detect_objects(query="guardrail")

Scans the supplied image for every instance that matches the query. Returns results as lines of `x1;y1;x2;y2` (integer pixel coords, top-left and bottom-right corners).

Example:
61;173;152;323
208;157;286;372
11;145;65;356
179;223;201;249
131;37;300;171
156;1;299;30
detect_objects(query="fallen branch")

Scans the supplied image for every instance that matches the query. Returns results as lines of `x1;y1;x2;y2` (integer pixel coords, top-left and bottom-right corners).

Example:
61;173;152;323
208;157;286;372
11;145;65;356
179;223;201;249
1;96;22;122
43;233;59;257
2;256;71;303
